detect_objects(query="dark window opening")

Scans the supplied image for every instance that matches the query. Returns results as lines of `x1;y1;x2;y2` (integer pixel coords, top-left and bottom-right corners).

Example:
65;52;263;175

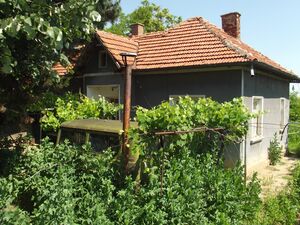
98;51;107;68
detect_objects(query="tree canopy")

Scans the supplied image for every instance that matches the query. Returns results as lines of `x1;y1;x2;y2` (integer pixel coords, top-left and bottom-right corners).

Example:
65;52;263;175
0;0;120;132
106;0;182;35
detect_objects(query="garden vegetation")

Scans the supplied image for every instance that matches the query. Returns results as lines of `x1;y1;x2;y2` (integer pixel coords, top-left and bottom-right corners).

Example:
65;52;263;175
1;97;262;224
288;91;300;155
1;96;300;224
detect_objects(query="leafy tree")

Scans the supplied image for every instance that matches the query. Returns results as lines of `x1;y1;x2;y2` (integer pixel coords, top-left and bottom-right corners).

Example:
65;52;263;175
290;90;300;121
0;0;120;133
106;0;182;35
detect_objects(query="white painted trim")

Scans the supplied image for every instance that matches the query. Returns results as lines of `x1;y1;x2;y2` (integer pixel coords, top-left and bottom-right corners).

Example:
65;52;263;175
86;84;120;103
280;97;286;128
251;96;264;140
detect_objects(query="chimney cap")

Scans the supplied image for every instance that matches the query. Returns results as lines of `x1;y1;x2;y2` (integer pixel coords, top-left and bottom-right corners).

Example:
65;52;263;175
221;12;241;18
130;23;144;36
221;12;241;39
130;23;144;27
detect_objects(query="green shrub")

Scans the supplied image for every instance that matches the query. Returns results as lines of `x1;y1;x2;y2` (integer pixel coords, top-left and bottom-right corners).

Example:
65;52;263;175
34;93;122;131
268;133;282;165
111;150;261;225
1;97;262;224
133;97;252;157
0;139;115;224
290;91;300;122
288;124;300;155
27;91;61;113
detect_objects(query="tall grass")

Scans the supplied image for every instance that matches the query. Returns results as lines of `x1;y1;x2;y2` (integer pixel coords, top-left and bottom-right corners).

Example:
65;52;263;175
288;123;300;156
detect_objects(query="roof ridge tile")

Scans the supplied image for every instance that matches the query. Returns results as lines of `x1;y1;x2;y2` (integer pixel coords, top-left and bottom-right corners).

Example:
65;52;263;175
199;18;253;60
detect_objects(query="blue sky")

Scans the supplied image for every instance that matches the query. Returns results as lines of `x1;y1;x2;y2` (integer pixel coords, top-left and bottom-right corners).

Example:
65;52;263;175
120;0;300;92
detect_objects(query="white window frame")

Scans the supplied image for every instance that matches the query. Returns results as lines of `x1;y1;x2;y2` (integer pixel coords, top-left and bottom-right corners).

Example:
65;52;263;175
251;96;264;141
86;84;120;103
280;98;286;129
98;50;107;68
86;84;121;119
169;95;206;105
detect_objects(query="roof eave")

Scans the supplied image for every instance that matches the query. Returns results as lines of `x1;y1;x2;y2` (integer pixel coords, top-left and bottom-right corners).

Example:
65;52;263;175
252;61;300;83
132;61;300;83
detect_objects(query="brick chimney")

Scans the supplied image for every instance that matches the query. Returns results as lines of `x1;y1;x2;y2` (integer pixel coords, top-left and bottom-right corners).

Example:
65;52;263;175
221;12;241;39
130;23;144;36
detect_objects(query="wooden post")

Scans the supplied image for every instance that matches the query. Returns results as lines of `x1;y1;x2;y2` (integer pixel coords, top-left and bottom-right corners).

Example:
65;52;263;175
122;64;133;174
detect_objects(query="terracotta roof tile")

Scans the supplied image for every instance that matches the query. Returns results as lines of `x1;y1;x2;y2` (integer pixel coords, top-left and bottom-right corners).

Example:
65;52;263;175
96;17;297;79
53;63;69;76
52;45;83;76
96;31;138;67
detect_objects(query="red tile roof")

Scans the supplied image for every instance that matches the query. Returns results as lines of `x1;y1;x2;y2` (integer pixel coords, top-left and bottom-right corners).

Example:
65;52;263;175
53;63;68;76
96;17;297;79
96;30;138;67
53;46;84;76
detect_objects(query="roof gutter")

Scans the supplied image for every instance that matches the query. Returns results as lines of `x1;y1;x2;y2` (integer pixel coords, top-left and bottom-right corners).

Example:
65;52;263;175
251;61;300;83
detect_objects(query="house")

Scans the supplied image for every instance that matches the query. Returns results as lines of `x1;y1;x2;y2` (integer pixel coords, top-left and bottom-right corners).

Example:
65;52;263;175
66;12;300;171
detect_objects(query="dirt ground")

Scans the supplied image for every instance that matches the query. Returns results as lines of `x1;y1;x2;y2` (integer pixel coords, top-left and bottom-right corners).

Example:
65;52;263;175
253;154;299;198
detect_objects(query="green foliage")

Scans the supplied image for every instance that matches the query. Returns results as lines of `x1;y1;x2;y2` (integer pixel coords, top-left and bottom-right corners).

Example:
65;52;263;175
1;97;262;224
290;91;300;122
0;139;115;224
35;93;122;131
106;0;182;35
288;124;300;155
0;0;121;130
290;162;300;199
119;97;259;224
253;193;298;225
252;163;300;225
0;135;31;176
133;97;251;157
0;140;261;225
288;91;300;155
111;150;260;225
27;91;60;112
268;133;282;165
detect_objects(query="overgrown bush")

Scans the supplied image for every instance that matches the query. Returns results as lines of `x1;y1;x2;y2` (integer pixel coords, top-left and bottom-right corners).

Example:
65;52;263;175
0;97;263;224
288;91;300;155
0;140;261;225
268;133;282;165
28;92;122;132
0;139;115;224
290;91;300;122
132;97;251;157
288;124;300;156
111;149;261;225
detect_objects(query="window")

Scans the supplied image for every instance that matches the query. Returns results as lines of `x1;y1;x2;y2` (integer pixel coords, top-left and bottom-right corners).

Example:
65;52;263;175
252;96;264;139
98;51;107;68
86;85;119;103
280;98;285;129
169;95;205;105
